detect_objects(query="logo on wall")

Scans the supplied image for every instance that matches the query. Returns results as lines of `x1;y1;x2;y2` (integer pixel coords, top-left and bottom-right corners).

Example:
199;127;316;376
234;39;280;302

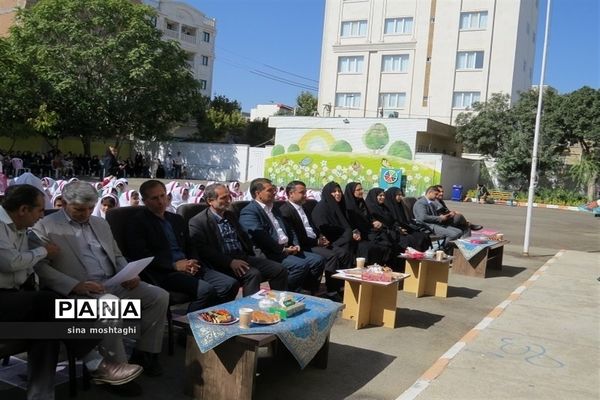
379;168;403;189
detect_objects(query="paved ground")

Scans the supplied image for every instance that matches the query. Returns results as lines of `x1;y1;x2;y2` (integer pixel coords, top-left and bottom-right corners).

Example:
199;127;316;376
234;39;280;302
0;184;597;399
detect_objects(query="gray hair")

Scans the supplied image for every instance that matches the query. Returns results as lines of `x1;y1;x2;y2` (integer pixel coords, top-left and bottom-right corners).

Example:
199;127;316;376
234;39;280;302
62;181;99;206
204;183;228;202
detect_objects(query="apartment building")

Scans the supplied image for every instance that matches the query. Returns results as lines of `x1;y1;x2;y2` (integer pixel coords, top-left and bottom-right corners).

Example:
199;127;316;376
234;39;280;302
143;0;216;96
318;0;538;124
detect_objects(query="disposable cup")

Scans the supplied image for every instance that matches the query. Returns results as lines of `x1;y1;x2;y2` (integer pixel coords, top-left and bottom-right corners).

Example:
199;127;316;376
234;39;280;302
239;308;253;329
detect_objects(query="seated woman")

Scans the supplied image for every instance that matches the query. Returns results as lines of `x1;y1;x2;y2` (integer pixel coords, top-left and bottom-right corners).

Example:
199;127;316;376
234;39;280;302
344;182;392;266
370;187;432;252
311;181;355;260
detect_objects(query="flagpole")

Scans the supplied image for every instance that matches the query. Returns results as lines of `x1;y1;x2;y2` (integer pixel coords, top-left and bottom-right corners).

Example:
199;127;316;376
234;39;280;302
523;0;552;255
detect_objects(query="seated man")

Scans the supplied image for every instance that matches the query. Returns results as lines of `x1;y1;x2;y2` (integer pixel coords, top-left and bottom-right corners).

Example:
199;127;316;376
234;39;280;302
433;185;482;232
32;181;169;377
239;178;325;293
476;183;490;203
279;180;350;301
0;184;118;400
127;180;239;312
413;185;467;244
188;183;288;296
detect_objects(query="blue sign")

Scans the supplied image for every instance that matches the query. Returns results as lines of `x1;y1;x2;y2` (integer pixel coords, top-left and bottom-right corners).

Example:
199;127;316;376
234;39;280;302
378;168;403;189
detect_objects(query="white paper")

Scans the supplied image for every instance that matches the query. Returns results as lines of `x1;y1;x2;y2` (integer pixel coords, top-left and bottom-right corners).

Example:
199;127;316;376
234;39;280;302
104;257;154;288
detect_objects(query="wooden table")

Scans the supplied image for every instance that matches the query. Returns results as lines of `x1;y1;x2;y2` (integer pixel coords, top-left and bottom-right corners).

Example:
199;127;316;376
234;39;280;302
176;312;331;400
451;241;508;278
400;256;452;298
332;272;407;329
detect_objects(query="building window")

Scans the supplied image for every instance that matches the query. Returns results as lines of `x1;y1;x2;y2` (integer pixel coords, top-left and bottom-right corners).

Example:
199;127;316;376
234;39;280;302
341;20;367;37
379;92;406;109
453;91;480;108
200;80;207;90
384;17;413;34
459;11;488;30
338;56;364;73
382;54;409;73
456;51;484;69
335;93;361;108
203;31;210;42
201;55;209;66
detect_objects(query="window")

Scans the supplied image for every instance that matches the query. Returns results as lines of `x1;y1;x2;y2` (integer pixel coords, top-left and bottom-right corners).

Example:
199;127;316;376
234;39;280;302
338;56;364;73
341;20;367;37
335;93;361;108
382;54;409;73
203;31;210;42
201;55;209;66
456;51;484;69
459;11;488;30
453;92;480;108
384;17;413;34
200;80;207;90
379;92;406;109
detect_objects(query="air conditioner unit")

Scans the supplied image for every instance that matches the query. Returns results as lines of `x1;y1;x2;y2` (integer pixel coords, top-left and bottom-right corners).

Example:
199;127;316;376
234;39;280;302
387;111;399;118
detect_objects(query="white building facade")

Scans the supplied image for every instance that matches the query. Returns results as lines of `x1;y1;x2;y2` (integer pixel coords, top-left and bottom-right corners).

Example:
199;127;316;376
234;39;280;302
250;104;294;121
318;0;538;124
143;0;216;97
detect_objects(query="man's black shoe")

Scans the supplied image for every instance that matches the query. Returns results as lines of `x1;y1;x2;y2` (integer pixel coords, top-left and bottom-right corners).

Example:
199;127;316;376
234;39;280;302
129;350;163;377
470;224;483;231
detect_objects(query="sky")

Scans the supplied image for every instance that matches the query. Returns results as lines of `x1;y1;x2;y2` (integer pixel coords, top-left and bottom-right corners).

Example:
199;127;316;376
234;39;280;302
185;0;600;112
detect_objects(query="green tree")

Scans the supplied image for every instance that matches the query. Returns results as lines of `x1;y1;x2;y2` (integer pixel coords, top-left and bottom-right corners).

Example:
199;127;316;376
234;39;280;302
559;86;600;200
295;91;318;116
329;140;352;152
195;95;246;142
387;140;412;159
455;93;513;157
455;89;565;190
1;0;200;155
242;119;274;147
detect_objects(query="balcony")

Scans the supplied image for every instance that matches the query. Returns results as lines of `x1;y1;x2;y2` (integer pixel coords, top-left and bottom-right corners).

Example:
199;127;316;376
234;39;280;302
181;32;196;44
164;28;178;39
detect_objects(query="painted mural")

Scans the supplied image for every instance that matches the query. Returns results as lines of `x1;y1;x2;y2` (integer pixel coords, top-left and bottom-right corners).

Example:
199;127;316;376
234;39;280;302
264;122;441;196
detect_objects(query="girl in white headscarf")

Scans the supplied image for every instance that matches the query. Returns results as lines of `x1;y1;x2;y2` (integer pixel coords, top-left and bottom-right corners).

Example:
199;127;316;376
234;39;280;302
119;189;141;207
228;181;243;200
92;192;119;219
170;186;189;209
51;192;63;209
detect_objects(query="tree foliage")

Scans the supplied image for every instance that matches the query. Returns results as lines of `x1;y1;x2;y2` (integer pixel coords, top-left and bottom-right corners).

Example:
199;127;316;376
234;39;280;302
0;0;200;155
195;95;246;142
454;88;586;190
295;91;318;116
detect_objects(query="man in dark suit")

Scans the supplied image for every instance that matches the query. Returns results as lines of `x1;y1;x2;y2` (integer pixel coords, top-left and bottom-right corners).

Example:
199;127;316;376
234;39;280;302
434;185;482;231
238;178;324;293
127;180;239;314
279;181;350;301
413;186;466;244
188;183;288;296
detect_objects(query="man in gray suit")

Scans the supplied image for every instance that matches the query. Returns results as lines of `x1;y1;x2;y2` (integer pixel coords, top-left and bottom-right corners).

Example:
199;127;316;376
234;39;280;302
32;181;169;377
413;186;467;245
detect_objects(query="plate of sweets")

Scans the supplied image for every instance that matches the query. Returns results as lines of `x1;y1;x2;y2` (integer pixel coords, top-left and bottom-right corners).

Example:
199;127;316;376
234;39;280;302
251;310;281;325
198;309;238;325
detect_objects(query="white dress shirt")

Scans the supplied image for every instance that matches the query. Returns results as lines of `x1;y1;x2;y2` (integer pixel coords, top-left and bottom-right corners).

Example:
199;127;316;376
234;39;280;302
255;200;289;245
288;200;317;239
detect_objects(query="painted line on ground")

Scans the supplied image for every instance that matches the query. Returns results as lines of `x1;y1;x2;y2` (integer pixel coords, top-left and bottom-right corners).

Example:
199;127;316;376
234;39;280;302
394;250;566;400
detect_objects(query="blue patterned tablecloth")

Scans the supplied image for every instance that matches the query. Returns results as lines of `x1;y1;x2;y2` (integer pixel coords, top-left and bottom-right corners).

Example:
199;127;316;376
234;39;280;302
455;238;499;261
187;293;343;369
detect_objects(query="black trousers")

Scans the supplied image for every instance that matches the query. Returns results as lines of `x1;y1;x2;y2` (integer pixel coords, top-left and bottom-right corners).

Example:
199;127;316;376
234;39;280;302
216;255;289;296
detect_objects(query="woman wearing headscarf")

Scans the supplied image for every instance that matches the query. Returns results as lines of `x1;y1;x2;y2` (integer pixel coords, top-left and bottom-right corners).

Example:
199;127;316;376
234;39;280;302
344;182;392;266
383;187;432;251
311;181;354;256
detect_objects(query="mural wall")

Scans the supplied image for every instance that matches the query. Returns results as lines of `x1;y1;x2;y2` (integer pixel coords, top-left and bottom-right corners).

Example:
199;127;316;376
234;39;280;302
265;119;441;196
